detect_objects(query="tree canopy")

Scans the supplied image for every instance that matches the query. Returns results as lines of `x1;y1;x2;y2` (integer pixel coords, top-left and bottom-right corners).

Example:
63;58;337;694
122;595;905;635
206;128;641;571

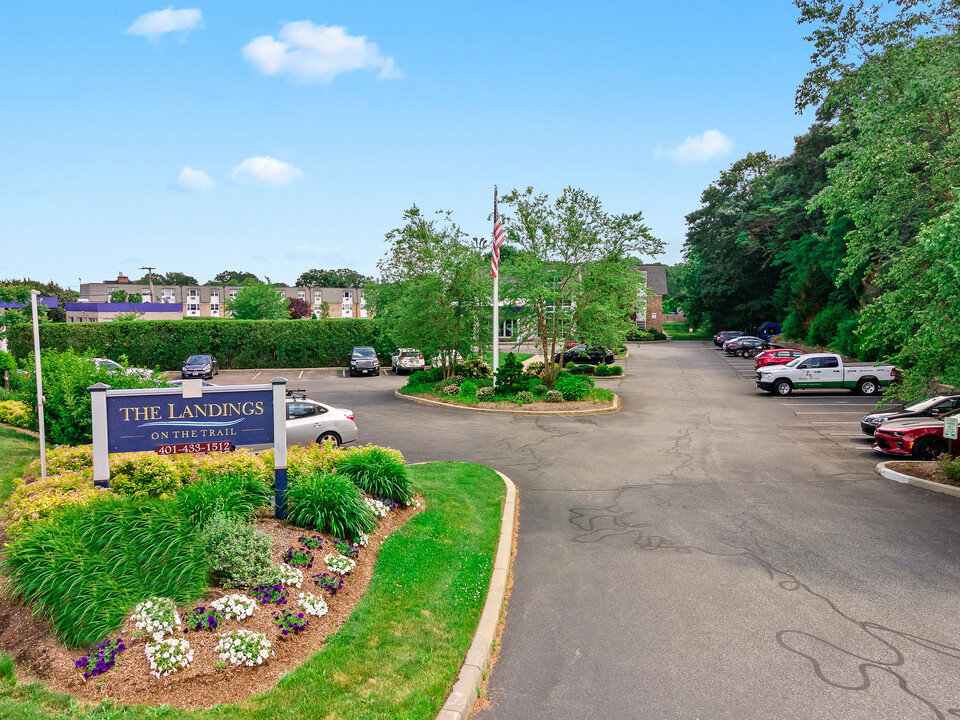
295;268;371;288
207;271;260;286
132;271;198;286
225;282;289;320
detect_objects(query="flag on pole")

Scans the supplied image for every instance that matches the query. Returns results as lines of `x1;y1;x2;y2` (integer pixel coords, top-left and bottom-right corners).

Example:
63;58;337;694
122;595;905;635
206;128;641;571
491;188;505;278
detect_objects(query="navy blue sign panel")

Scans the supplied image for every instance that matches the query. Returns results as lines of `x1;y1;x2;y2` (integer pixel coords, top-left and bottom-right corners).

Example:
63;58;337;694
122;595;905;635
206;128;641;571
106;389;274;453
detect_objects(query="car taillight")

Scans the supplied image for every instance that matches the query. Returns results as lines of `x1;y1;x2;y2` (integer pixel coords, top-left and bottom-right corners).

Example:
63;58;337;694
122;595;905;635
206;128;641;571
345;412;355;421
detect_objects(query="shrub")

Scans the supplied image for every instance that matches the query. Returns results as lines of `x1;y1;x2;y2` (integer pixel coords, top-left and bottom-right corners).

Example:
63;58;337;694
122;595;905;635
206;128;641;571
260;442;341;483
595;364;624;376
110;453;188;499
406;367;443;387
437;375;465;389
175;471;272;529
556;374;590;401
939;455;960;483
531;382;548;397
568;364;594;376
0;399;34;429
0;350;17;373
544;390;563;403
807;305;855;348
458;380;478;398
523;361;545;378
514;391;536;405
455;357;492;379
442;384;460;396
647;329;667;341
191;449;271;485
201;510;275;589
626;327;653;341
335;445;412;504
285;471;376;541
45;444;94;475
0;470;108;537
476;386;495;400
495;353;526;393
5;497;208;648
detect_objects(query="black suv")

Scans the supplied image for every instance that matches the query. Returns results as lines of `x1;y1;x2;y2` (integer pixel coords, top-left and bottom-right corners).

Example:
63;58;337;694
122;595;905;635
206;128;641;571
349;346;380;377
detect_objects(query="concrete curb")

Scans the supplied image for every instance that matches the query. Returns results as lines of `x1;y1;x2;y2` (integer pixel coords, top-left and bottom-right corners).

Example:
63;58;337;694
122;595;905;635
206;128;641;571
394;390;621;416
875;461;960;499
435;470;517;720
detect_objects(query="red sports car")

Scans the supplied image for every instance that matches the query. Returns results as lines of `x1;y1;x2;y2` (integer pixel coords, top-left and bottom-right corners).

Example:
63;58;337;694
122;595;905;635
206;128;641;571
872;408;960;460
754;348;804;370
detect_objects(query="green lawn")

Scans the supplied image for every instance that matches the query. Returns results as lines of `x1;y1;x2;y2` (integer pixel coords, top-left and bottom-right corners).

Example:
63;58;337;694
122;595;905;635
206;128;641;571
0;427;39;503
0;462;506;720
661;321;714;341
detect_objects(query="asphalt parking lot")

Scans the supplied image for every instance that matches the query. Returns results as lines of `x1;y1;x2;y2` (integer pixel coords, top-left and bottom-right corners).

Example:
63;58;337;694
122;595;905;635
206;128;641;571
214;344;960;719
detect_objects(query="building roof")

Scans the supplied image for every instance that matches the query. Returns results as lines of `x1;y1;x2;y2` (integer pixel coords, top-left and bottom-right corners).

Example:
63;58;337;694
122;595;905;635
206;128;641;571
66;303;184;312
637;263;668;295
0;297;58;310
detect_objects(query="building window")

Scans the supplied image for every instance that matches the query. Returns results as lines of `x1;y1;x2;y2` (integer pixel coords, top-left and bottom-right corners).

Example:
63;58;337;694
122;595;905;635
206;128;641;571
210;289;219;317
186;289;200;316
342;291;353;318
499;319;515;338
161;288;176;303
297;290;305;300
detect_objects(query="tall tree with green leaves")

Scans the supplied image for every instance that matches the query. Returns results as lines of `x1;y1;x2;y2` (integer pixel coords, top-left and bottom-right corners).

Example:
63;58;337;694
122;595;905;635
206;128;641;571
207;270;260;286
295;268;371;287
225;282;288;320
499;186;662;388
373;206;489;379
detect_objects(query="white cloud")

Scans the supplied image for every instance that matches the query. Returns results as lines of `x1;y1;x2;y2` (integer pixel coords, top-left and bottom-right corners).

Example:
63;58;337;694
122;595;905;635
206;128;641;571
127;7;203;39
658;129;733;164
232;156;303;186
242;21;402;82
177;166;214;191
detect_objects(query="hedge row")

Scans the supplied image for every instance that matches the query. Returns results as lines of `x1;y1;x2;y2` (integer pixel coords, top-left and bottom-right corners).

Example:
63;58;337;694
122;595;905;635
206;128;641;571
8;318;388;370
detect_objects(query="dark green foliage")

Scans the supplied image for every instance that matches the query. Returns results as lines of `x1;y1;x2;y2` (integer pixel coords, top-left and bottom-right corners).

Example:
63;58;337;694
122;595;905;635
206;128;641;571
494;353;526;393
806;305;855;348
531;382;548;397
336;446;413;504
567;364;594;376
285;471;376;541
556;374;590;401
0;653;13;683
295;268;371;288
647;329;667;341
458;380;478;398
174;471;272;529
939;456;960;483
8;318;385;370
407;367;443;386
4;497;208;648
0;350;18;373
201;510;275;588
595;363;624;376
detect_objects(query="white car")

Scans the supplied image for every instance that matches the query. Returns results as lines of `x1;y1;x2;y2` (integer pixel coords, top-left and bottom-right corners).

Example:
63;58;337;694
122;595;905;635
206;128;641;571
91;357;154;379
285;396;358;448
391;348;425;375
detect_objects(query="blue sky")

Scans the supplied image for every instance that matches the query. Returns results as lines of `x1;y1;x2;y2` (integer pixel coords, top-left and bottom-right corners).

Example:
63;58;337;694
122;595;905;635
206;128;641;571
1;2;816;289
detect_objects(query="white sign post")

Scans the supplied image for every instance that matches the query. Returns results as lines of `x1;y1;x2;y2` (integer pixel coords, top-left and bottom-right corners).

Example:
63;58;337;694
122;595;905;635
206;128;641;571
944;415;958;457
30;290;46;478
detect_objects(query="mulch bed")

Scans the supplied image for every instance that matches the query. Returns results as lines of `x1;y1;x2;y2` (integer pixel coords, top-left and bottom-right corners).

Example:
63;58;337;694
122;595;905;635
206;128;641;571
886;461;960;487
0;500;422;710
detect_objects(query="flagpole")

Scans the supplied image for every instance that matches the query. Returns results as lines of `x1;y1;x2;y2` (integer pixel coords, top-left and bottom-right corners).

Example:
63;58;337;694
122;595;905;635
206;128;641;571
492;186;499;388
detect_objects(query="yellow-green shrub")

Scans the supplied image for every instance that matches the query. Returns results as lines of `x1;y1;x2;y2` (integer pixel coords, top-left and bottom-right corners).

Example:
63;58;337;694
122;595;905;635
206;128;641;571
1;470;108;537
109;453;188;499
0;400;34;430
261;442;342;482
188;448;271;485
46;444;95;474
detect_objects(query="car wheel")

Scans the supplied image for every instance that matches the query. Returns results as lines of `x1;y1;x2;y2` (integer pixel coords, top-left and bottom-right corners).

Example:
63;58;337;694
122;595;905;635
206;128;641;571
316;431;341;448
857;378;879;396
775;380;793;396
912;436;946;461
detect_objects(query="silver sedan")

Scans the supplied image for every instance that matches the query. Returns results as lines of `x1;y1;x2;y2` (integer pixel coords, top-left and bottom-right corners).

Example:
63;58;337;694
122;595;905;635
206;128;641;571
284;397;358;448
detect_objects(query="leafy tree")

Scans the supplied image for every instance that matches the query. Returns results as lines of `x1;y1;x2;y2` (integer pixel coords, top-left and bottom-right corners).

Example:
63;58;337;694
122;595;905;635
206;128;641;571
320;300;331;319
499;186;662;388
373;206;489;379
225;282;288;320
0;278;75;323
109;289;142;303
132;271;198;285
295;268;371;288
207;271;260;286
287;297;313;319
0;285;48;341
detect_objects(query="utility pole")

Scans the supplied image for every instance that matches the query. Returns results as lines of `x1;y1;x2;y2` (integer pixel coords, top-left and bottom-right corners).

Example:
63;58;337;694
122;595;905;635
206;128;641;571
140;266;155;302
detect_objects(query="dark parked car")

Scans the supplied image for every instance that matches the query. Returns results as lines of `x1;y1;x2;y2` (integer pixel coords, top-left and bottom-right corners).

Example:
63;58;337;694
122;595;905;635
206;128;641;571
724;338;771;357
714;330;745;347
554;345;615;366
861;395;960;436
349;346;380;376
181;354;219;379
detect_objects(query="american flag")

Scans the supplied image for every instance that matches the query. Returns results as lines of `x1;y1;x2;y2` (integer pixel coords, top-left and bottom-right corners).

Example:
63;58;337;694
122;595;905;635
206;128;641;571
491;188;505;278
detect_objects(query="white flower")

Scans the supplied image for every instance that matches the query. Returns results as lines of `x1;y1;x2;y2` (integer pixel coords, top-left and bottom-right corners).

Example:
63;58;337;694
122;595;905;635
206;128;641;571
357;533;369;547
276;563;303;588
210;593;256;620
217;629;272;666
364;497;389;518
145;638;193;679
298;592;329;617
324;553;356;575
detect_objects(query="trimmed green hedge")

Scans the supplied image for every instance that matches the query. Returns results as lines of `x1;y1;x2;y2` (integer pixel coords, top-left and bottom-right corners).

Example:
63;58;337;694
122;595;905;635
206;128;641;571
8;319;387;370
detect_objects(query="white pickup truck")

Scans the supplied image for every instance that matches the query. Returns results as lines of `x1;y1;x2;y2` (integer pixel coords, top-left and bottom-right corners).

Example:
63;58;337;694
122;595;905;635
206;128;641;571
755;353;895;396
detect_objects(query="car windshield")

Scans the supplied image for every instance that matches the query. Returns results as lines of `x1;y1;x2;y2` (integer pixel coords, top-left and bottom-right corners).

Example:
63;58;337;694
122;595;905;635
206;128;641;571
353;347;376;357
900;396;942;411
784;357;806;368
186;355;211;364
400;351;420;358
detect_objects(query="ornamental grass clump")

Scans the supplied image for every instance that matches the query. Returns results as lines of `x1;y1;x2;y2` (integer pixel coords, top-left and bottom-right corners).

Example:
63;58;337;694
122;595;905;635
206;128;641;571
217;629;272;667
209;593;256;621
74;637;128;680
145;637;193;678
284;470;375;542
174;470;272;529
201;510;275;589
272;608;309;637
336;444;413;504
4;497;207;648
131;597;181;642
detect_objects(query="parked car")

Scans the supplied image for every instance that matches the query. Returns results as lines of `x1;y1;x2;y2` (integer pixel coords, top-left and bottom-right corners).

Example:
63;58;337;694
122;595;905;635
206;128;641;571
555;345;615;366
714;330;744;347
724;338;771;357
754;348;804;369
391;348;425;375
181;354;219;380
861;395;960;436
349;346;380;376
166;378;219;388
756;353;896;396
90;357;154;379
285;393;358;448
872;408;960;460
722;335;763;352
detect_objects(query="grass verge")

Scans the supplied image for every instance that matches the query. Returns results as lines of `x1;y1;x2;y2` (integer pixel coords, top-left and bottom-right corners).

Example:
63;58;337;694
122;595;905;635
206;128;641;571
661;321;714;341
0;462;506;720
0;427;39;503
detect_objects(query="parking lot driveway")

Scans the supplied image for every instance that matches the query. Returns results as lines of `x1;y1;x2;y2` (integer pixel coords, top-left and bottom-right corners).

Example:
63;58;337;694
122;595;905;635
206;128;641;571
221;353;960;719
